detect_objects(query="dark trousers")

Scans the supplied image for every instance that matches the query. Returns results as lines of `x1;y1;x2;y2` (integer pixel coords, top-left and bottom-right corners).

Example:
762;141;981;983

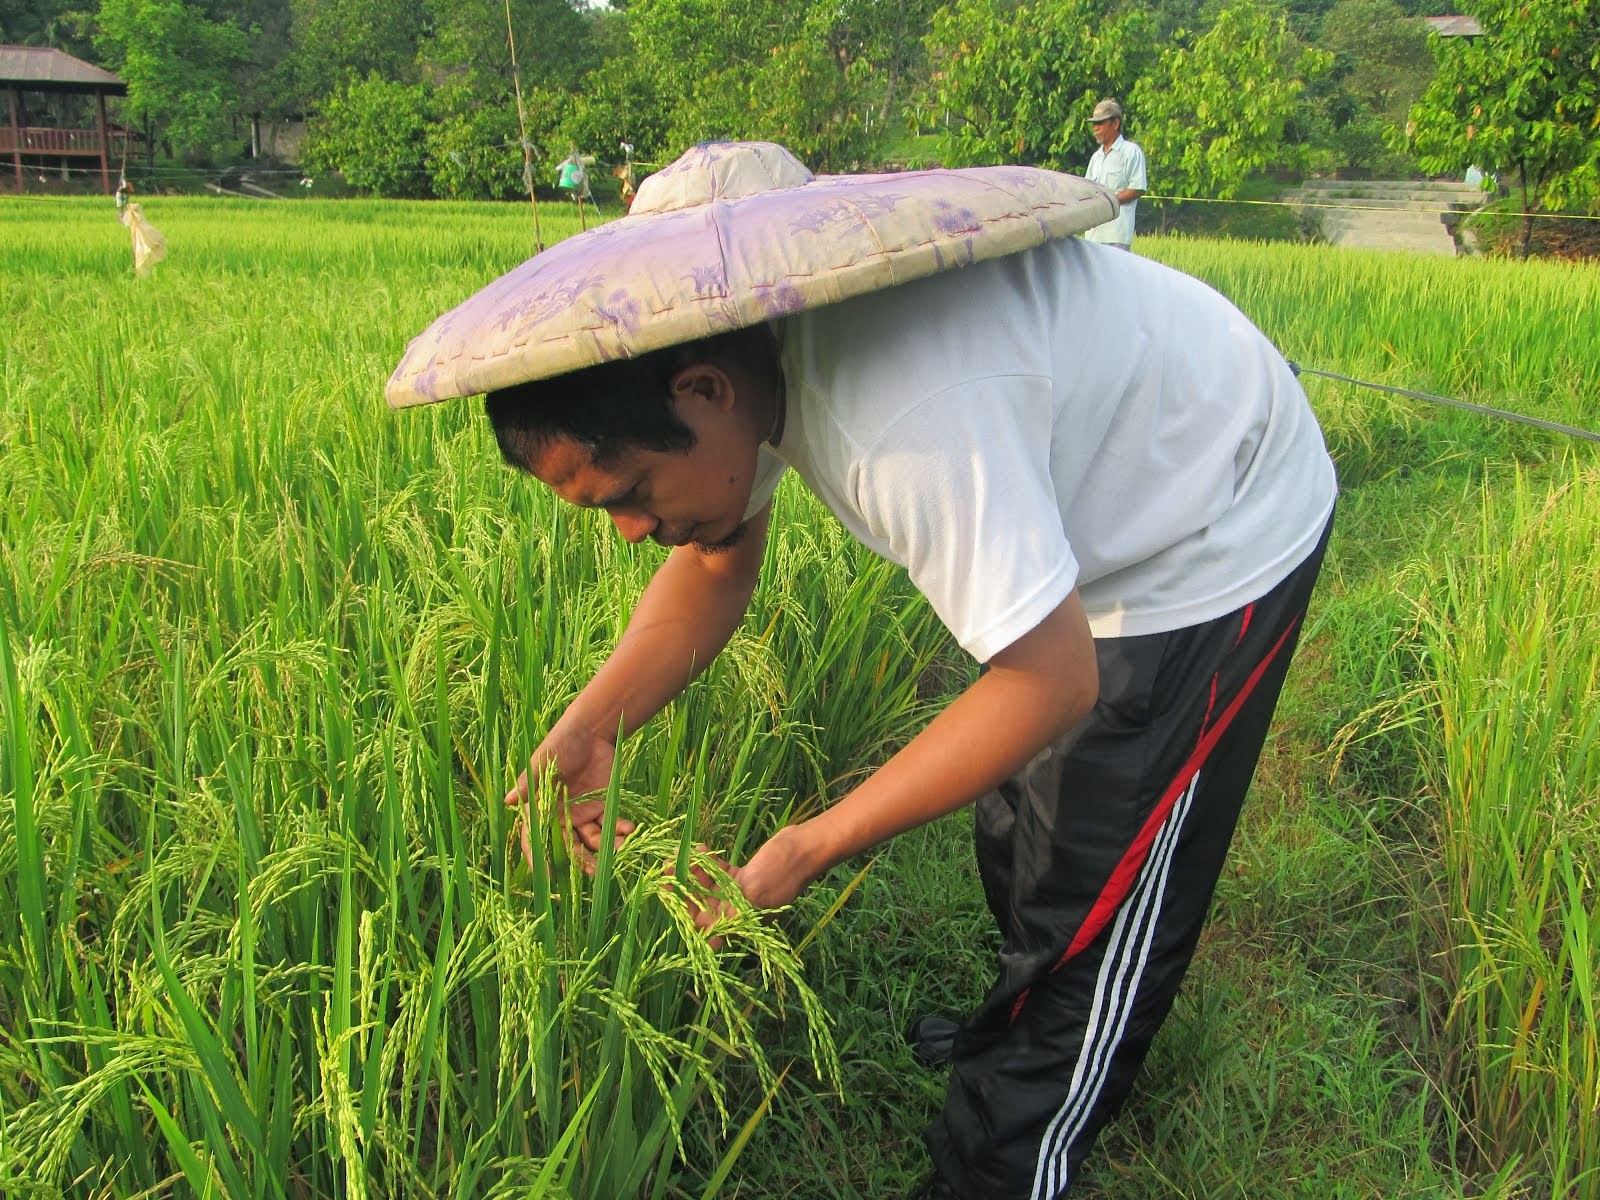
926;517;1333;1199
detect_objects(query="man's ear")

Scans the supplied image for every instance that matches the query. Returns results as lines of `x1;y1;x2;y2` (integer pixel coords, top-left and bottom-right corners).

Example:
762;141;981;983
670;363;737;413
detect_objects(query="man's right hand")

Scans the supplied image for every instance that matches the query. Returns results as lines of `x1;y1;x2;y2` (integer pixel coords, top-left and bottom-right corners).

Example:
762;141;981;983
506;724;635;872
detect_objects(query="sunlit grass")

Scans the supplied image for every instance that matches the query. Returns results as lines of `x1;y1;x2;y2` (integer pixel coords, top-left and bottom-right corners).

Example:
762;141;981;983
1395;470;1600;1195
0;195;943;1196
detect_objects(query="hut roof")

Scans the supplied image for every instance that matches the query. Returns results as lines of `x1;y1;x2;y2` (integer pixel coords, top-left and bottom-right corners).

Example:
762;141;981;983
0;45;127;95
1420;15;1483;37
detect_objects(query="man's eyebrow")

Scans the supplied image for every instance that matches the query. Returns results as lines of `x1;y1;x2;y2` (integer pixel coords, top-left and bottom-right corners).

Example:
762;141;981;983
583;483;637;509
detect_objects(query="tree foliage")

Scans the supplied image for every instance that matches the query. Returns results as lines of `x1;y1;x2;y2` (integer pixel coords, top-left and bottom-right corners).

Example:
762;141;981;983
1;0;93;51
827;0;944;117
619;0;872;169
1130;2;1331;208
299;72;432;196
1318;0;1433;117
1286;0;1432;176
94;0;250;157
924;0;1153;168
426;83;529;200
560;56;671;168
1408;0;1600;253
285;0;426;103
419;0;596;95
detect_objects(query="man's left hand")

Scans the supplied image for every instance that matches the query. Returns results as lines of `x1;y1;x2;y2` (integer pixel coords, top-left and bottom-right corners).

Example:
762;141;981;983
678;824;819;936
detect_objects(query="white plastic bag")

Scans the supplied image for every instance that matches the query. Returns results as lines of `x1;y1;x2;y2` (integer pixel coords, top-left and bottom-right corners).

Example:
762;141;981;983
119;202;167;276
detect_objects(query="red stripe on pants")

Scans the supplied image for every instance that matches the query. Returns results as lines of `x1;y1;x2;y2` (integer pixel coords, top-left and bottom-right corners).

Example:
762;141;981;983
1007;611;1302;1024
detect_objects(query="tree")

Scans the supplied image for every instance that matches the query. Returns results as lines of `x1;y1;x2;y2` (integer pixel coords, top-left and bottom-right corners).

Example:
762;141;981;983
299;72;431;196
1288;0;1433;176
1408;0;1600;256
286;0;426;103
1318;0;1433;117
1130;2;1331;223
94;0;251;159
561;55;672;166
738;20;872;169
613;0;872;169
1;0;92;50
420;0;597;96
924;0;1153;169
217;0;298;122
827;0;942;128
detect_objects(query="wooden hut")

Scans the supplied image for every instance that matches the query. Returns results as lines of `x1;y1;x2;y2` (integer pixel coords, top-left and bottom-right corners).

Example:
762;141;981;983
1;46;129;195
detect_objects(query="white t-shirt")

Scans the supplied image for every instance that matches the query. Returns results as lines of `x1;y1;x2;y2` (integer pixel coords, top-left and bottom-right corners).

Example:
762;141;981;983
1083;136;1148;245
745;238;1337;663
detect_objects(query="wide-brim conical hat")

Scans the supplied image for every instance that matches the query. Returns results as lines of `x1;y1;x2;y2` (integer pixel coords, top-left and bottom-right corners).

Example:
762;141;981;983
386;141;1116;408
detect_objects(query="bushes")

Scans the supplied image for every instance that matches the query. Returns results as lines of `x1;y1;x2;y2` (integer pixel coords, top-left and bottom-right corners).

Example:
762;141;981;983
1465;199;1600;262
302;74;434;199
426;85;536;202
304;75;573;201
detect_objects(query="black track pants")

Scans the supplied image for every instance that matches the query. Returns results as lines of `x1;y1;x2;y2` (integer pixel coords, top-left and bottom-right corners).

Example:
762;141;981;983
926;518;1332;1199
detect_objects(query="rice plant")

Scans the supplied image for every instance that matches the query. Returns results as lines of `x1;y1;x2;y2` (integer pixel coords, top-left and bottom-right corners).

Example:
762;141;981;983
0;195;946;1195
1392;469;1600;1196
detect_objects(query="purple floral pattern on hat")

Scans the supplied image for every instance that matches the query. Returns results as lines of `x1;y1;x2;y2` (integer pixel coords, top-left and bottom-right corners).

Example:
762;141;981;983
755;283;807;317
689;263;728;296
492;266;608;334
594;288;643;336
785;192;910;235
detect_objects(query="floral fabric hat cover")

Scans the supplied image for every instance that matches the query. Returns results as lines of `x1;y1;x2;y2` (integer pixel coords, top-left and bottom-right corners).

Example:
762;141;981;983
386;141;1117;408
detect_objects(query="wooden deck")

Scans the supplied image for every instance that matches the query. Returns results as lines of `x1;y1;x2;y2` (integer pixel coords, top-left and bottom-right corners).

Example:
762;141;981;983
0;125;134;156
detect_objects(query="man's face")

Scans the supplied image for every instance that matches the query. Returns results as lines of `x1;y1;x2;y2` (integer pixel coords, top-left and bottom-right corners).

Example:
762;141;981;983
526;383;763;555
1092;117;1120;149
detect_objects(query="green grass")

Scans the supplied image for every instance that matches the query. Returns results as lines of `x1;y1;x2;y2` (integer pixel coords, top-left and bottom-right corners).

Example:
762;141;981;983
1388;472;1600;1194
0;195;938;1196
1139;177;1307;243
2;198;1598;1198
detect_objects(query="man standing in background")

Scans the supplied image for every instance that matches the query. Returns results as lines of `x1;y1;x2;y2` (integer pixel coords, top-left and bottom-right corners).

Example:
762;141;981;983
1082;99;1147;250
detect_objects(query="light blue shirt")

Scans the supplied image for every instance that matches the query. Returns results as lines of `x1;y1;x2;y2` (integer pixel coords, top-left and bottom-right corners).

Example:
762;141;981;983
1083;136;1148;246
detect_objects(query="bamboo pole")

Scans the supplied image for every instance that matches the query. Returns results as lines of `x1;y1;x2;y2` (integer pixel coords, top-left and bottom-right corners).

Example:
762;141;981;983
95;92;111;194
8;89;21;194
505;0;545;253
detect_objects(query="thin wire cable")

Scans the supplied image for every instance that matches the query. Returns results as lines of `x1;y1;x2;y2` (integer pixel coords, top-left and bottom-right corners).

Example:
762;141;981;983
1144;192;1600;223
1288;362;1600;443
22;163;1599;223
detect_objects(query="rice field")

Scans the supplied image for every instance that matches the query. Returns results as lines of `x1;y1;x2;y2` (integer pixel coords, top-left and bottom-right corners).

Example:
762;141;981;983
1;195;1597;1198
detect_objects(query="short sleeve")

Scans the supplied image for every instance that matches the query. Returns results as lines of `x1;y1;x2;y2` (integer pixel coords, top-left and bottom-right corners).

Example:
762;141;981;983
1127;144;1148;191
744;445;788;519
849;376;1079;663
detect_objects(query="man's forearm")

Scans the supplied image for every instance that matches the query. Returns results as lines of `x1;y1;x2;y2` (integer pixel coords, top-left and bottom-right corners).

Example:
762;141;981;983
558;508;767;744
792;591;1099;883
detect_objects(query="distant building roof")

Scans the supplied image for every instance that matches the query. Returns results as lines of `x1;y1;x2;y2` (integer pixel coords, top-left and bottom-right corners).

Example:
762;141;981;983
0;45;127;94
1421;15;1483;36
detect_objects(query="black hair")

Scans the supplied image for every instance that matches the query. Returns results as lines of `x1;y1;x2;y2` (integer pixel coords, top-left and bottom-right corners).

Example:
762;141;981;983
484;323;778;472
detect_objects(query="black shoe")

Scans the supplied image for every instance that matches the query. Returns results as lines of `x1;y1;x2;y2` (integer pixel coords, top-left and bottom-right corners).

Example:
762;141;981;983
905;1015;960;1068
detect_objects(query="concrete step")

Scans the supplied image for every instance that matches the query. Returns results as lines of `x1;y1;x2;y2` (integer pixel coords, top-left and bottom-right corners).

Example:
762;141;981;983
1290;176;1485;191
1311;208;1457;255
1282;193;1482;212
1316;209;1449;232
1286;179;1488;206
1279;178;1485;255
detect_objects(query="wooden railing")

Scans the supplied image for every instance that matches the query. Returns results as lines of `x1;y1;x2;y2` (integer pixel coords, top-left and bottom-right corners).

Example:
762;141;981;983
0;127;136;157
